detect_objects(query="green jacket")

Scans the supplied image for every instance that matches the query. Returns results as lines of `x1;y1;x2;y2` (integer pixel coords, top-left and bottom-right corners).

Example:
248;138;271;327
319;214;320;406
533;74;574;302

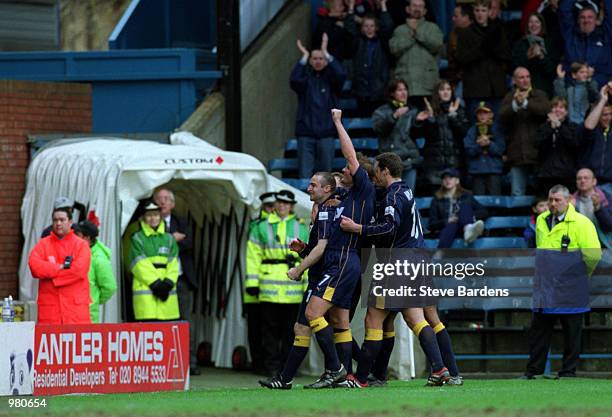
129;220;180;320
389;20;443;96
245;213;309;304
88;240;117;323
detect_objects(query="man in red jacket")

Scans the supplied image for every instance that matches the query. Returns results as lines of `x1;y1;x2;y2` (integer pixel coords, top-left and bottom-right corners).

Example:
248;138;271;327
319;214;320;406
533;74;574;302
29;205;92;324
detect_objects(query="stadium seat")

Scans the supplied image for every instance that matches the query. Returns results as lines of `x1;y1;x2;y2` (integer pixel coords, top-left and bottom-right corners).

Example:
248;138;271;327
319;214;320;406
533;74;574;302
415;197;432;210
343;118;373;130
424;237;527;249
269;157;347;173
339;98;357;110
485;216;530;230
284;138;379;152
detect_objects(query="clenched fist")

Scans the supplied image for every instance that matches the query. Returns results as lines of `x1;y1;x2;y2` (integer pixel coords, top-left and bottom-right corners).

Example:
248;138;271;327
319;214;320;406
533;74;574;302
331;108;342;123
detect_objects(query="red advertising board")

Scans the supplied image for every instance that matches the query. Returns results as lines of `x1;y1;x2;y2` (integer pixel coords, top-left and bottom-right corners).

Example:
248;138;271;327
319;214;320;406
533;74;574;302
33;322;189;395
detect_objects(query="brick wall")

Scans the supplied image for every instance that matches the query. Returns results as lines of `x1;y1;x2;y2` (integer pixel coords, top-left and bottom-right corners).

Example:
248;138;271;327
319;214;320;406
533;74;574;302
0;80;92;299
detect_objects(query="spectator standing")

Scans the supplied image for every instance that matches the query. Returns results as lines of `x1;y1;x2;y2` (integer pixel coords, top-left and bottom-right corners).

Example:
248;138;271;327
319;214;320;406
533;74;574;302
372;78;428;191
464;102;506;195
523;185;601;379
345;0;394;117
312;0;353;62
554;62;600;125
74;221;116;324
512;12;560;98
456;0;511;121
29;205;92;324
291;34;346;179
572;168;612;248
559;0;612;87
428;168;488;248
536;97;580;193
389;0;443;102
499;67;551;196
447;4;473;95
581;83;612;192
154;187;200;375
420;80;470;190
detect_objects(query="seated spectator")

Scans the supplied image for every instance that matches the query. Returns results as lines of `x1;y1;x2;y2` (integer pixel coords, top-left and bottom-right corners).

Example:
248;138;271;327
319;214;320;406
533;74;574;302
389;0;443;104
429;168;488;248
512;12;560;98
499;67;551;196
456;0;511;122
537;97;580;193
464;102;506;196
581;83;612;193
420;80;470;190
313;0;353;62
553;62;600;125
290;34;346;179
447;3;473;95
559;0;612;88
572;167;612;248
523;196;549;248
345;0;394;116
372;78;428;191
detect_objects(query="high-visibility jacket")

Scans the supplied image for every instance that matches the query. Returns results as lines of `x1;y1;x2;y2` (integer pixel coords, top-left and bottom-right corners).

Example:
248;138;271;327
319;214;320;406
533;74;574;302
246;213;309;303
535;203;601;313
244;215;266;304
88;240;117;323
129;220;180;320
28;230;92;324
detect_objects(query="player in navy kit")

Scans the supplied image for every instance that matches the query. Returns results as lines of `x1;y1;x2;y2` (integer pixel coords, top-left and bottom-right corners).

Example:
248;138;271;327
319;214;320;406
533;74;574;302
302;109;377;389
259;172;338;389
339;152;461;387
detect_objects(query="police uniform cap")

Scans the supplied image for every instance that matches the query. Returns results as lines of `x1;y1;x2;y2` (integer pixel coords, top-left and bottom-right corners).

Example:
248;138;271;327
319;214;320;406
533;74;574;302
276;190;296;204
259;192;276;205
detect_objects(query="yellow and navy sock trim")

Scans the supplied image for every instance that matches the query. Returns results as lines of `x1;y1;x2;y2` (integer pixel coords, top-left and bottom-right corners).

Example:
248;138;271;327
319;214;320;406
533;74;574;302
333;329;353;344
365;328;383;341
433;323;445;334
309;317;328;333
383;331;395;339
294;335;311;347
412;320;430;337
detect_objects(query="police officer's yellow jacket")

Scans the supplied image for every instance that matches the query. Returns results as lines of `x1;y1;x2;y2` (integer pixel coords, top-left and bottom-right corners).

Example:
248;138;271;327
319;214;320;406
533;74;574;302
129;220;180;320
246;212;308;303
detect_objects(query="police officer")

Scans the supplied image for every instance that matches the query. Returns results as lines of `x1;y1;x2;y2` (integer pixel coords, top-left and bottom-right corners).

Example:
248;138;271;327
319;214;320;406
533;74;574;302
523;184;601;379
244;191;277;374
128;201;180;321
246;190;309;376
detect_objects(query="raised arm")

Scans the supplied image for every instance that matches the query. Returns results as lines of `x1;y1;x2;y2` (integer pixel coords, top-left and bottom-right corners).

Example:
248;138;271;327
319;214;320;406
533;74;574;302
584;85;610;130
332;108;359;174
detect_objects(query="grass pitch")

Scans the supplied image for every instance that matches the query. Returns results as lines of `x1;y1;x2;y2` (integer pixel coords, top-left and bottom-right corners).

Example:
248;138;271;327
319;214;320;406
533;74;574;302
2;370;611;417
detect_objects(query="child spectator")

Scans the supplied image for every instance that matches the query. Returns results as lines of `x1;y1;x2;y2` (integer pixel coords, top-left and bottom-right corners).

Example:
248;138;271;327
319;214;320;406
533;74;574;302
523;196;548;248
372;78;429;191
464;102;506;195
536;97;579;193
420;80;470;191
345;0;394;117
429;168;488;248
553;62;600;124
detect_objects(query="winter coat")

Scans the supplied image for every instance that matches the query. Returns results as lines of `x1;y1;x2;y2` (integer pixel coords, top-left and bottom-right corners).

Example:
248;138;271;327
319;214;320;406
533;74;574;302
372;103;422;170
536;119;579;179
389;19;443;96
456;20;511;99
559;0;612;87
312;15;353;61
290;58;346;138
464;123;506;174
511;36;560;97
580;125;612;183
345;11;393;101
420;106;470;184
498;88;550;166
88;240;117;323
428;191;488;232
553;78;600;125
28;230;92;324
572;187;612;248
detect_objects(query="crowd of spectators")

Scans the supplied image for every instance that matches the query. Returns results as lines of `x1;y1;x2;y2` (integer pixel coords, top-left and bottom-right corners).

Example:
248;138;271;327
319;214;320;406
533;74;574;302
289;0;612;197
